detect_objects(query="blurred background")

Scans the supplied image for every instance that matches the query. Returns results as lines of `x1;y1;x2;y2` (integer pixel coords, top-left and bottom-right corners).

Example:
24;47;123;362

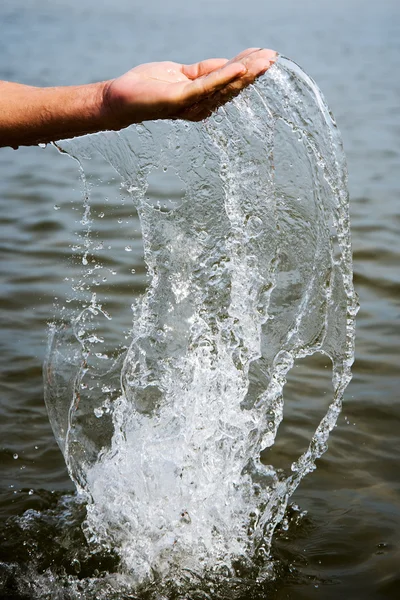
0;0;399;598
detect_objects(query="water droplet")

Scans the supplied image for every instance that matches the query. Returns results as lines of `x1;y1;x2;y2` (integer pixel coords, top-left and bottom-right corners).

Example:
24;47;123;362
87;334;104;344
53;205;60;211
125;245;132;252
98;212;105;218
71;558;81;574
13;453;18;460
28;489;34;495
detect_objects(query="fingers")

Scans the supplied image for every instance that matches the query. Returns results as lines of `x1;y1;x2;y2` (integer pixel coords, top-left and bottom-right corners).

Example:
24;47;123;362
246;48;277;76
231;48;277;83
183;48;277;105
206;48;277;101
178;48;277;122
225;47;265;63
184;61;248;103
182;49;265;81
182;58;229;79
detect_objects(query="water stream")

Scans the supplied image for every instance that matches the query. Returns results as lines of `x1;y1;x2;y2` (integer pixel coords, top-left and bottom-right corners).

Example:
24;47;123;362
42;56;357;596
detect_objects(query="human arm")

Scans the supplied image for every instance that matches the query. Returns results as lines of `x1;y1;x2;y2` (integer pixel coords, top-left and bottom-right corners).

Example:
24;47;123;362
0;48;276;149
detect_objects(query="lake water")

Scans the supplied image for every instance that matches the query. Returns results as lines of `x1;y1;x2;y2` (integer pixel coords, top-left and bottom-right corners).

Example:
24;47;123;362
0;0;399;598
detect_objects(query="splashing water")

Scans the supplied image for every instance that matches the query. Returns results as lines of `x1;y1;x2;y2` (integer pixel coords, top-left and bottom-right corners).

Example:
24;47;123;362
44;56;357;588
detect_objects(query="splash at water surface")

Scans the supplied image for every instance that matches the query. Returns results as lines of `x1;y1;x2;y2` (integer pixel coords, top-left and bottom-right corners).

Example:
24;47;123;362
44;56;357;589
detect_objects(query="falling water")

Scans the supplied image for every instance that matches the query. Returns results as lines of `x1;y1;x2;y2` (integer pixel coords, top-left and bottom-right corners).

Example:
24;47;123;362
44;56;357;593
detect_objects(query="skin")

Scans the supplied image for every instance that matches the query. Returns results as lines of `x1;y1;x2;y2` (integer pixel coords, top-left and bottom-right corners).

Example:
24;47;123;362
0;48;277;149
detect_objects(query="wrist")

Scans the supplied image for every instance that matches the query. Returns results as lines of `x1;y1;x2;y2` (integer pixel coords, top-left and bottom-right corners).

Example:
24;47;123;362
99;78;127;131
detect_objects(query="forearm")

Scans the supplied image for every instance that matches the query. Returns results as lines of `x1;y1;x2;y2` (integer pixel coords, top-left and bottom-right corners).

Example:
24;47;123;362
0;80;111;149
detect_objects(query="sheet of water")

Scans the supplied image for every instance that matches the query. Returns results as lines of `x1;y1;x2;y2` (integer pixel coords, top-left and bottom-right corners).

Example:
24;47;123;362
44;56;357;590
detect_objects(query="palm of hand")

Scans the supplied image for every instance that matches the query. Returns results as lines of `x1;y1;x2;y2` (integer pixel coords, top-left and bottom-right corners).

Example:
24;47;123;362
112;61;198;119
104;60;229;125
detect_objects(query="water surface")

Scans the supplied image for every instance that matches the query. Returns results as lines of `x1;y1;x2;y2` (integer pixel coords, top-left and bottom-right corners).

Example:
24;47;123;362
1;0;399;598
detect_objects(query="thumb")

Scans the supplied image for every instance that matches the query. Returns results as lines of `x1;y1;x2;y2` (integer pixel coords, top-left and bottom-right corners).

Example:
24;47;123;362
184;62;247;103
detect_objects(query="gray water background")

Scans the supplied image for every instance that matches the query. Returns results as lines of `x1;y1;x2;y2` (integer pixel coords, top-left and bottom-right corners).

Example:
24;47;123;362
0;0;399;597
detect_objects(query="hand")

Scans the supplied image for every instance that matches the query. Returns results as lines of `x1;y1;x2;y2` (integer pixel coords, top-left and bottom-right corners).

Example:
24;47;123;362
102;48;277;128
